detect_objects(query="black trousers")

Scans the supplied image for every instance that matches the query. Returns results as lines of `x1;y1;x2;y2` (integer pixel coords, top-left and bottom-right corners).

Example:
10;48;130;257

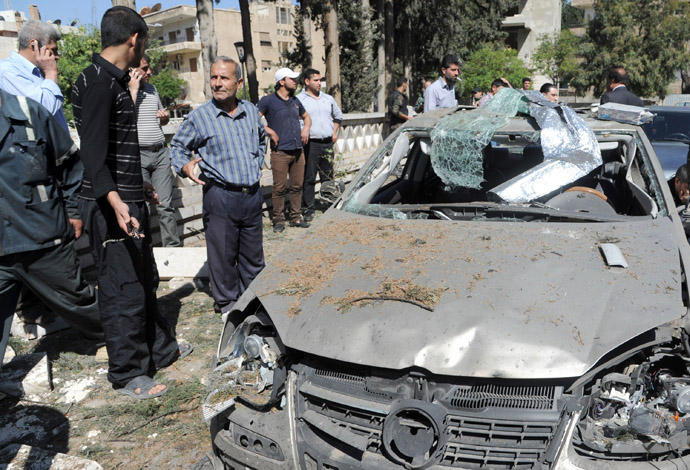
203;184;265;313
302;140;335;215
80;199;179;387
0;239;103;366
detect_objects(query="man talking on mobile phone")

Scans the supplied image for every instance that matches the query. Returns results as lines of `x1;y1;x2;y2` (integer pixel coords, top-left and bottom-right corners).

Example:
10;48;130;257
0;20;68;131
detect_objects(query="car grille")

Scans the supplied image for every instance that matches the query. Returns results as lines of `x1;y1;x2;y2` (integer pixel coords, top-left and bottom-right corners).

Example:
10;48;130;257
295;360;563;469
449;384;557;410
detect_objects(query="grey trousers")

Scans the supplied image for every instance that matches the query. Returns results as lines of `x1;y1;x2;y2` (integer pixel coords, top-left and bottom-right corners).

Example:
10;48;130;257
0;240;103;366
141;146;181;247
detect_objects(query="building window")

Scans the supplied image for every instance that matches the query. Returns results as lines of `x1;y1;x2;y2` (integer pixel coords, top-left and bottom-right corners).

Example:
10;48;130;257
168;31;177;43
186;27;194;42
171;61;180;71
262;60;271;73
190;58;198;73
276;6;290;25
260;32;272;47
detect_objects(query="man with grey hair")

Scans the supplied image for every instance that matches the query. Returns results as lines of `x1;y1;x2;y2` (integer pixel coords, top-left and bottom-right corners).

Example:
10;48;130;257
171;56;267;315
0;19;67;130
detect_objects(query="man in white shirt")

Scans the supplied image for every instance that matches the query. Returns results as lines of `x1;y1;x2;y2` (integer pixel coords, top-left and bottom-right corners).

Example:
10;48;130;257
296;68;343;222
424;54;461;112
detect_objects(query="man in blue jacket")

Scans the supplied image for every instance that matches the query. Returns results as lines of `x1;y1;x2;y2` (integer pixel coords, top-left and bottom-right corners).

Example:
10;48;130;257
0;89;102;366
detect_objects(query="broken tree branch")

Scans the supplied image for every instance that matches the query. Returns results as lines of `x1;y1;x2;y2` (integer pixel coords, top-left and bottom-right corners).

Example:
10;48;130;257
113;404;199;438
337;296;434;312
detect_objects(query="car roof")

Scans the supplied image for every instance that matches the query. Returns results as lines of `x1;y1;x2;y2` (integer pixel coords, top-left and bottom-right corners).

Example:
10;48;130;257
648;106;690;114
406;106;642;133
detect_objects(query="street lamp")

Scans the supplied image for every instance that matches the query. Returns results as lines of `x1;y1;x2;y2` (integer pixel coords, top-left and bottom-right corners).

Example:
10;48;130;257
234;41;248;101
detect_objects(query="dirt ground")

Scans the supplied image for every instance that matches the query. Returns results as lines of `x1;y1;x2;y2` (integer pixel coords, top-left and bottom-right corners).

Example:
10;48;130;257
0;216;308;470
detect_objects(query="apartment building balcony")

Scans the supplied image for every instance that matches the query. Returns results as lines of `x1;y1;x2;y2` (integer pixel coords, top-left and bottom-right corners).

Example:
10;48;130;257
144;4;197;23
502;13;530;30
570;0;594;8
161;40;201;55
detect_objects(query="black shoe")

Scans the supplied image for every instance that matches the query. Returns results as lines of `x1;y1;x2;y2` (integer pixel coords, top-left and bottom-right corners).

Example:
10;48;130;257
303;212;314;222
273;223;285;233
289;219;310;228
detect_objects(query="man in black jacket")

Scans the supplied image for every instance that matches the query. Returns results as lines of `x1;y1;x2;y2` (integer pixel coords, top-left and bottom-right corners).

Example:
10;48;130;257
389;77;411;135
600;67;644;106
0;89;102;366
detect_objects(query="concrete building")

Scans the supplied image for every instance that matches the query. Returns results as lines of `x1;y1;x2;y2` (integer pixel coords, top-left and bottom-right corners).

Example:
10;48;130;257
0;4;81;62
143;0;326;106
502;0;562;88
0;10;25;60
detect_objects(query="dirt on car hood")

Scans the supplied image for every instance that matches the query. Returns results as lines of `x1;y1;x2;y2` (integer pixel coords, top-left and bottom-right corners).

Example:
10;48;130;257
249;209;684;379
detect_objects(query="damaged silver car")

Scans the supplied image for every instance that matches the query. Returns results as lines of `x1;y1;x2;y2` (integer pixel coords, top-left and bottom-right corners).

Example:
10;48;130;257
200;89;690;470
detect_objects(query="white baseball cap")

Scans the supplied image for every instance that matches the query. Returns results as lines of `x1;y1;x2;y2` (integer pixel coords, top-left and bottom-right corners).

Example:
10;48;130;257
275;67;300;83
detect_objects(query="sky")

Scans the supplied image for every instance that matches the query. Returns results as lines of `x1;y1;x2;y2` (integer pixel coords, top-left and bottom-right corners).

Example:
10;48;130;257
6;0;242;27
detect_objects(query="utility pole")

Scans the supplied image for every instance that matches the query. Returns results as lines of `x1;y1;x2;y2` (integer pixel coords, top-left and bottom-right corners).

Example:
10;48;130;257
5;0;11;10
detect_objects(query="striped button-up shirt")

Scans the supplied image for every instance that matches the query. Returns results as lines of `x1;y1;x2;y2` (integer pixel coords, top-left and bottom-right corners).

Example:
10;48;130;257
170;99;266;187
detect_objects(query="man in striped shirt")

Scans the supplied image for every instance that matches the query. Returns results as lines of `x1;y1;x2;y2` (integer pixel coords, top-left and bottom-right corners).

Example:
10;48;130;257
170;56;266;316
129;54;181;247
73;7;186;399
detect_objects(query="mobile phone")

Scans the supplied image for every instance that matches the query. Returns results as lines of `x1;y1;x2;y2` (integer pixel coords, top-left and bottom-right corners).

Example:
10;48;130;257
32;40;43;52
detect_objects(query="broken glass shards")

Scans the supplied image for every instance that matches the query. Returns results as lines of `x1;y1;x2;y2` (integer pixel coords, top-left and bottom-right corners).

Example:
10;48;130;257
430;88;531;190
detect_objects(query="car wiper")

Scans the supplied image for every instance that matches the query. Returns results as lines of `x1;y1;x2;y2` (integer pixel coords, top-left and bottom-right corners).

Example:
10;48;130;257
389;204;492;220
483;204;628;222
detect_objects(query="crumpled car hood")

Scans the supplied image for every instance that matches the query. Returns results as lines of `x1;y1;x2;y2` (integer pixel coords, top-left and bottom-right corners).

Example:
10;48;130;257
249;209;684;379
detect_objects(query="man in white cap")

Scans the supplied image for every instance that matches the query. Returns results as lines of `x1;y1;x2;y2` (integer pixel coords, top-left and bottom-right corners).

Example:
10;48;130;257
258;67;312;232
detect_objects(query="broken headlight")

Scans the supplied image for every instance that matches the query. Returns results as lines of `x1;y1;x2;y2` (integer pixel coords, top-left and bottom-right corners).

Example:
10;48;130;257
203;315;287;422
574;339;690;460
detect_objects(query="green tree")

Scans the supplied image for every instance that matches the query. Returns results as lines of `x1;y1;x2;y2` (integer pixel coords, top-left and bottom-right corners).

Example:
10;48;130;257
532;30;580;87
337;0;378;112
282;3;312;70
145;39;187;107
150;69;187;107
577;0;690;99
392;0;520;101
57;27;101;122
462;47;531;97
561;0;585;29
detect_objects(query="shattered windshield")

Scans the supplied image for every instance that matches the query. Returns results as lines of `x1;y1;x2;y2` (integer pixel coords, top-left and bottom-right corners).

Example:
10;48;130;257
342;89;665;221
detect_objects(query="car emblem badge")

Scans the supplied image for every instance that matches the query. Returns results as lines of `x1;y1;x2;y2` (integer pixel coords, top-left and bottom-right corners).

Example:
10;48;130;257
382;399;448;469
